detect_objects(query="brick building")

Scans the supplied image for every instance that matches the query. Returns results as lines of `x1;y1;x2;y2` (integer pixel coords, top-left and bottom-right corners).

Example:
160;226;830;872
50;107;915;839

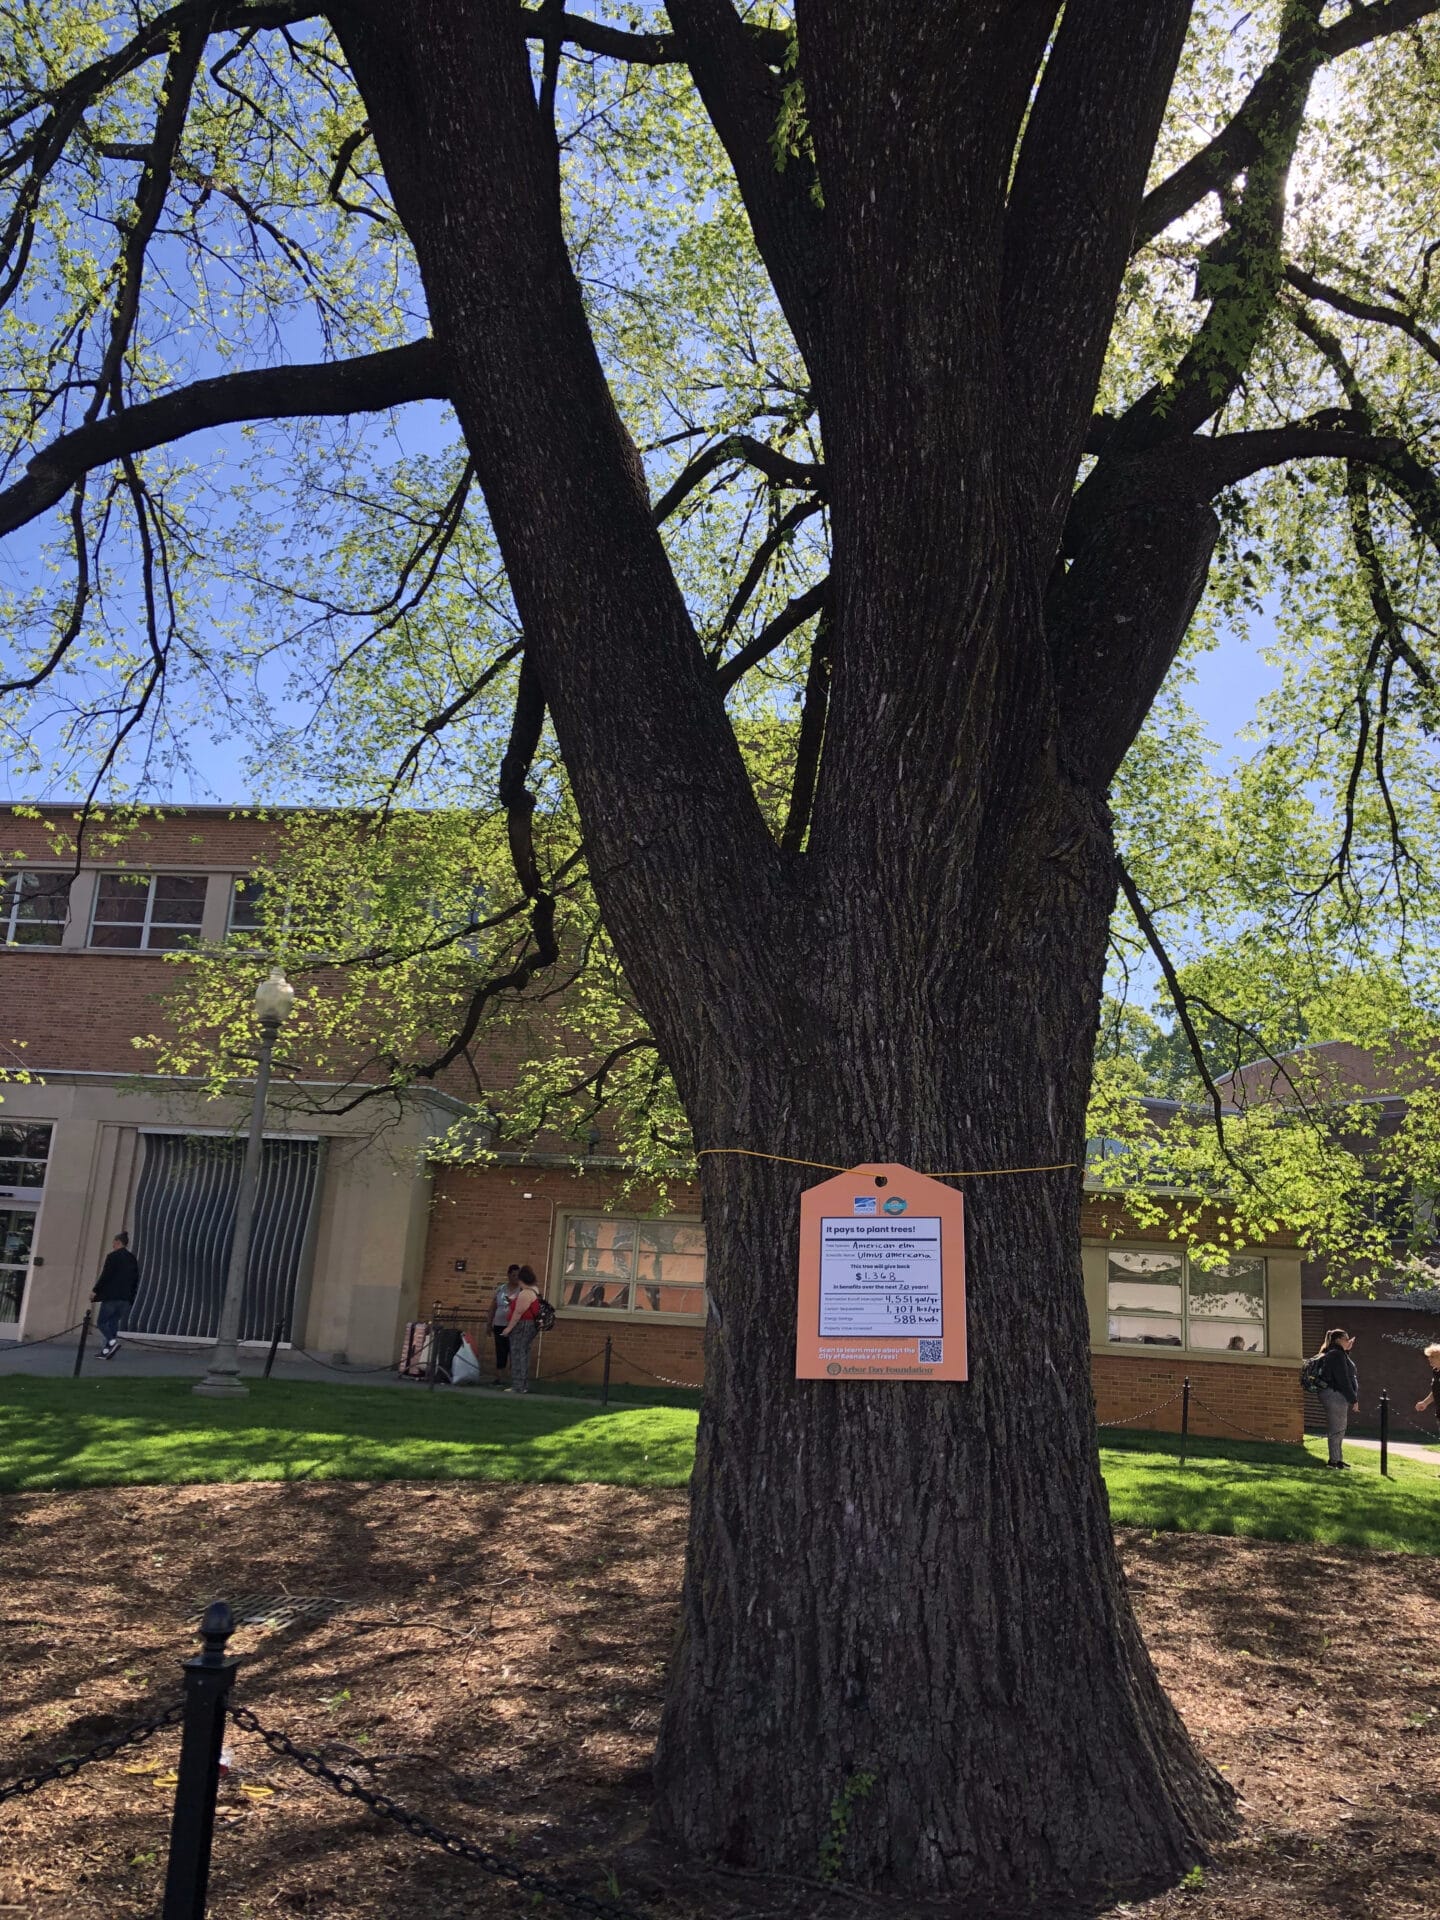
1226;1039;1440;1434
2;804;1305;1439
0;806;462;1364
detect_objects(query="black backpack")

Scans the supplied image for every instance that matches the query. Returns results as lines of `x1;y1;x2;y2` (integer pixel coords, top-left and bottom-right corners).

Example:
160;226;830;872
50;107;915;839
537;1297;557;1333
1299;1355;1326;1396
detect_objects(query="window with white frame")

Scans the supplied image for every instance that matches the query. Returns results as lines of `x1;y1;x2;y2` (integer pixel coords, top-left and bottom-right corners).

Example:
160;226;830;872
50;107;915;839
1106;1248;1267;1354
0;870;70;946
0;1122;51;1191
556;1211;707;1317
90;871;207;950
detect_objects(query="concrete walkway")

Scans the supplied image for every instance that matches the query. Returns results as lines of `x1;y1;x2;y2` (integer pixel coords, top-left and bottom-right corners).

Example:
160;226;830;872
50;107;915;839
0;1333;605;1403
1347;1434;1440;1467
0;1331;413;1385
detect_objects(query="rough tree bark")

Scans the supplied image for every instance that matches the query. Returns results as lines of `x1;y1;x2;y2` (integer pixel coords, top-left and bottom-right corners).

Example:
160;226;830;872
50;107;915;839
327;0;1236;1903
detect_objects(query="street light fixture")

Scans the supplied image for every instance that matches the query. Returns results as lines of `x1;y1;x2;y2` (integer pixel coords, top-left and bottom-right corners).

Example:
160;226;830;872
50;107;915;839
195;968;296;1398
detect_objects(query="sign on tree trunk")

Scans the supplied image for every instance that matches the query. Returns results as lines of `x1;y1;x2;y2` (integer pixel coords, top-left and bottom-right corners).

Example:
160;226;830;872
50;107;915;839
796;1164;967;1381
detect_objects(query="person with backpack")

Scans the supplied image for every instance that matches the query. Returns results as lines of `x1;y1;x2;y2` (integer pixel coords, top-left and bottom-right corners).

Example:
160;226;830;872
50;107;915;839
1414;1342;1440;1431
504;1264;546;1395
1311;1328;1360;1469
488;1264;521;1386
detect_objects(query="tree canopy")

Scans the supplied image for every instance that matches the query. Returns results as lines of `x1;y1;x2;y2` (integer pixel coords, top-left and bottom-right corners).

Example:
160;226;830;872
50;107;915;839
7;2;1440;1284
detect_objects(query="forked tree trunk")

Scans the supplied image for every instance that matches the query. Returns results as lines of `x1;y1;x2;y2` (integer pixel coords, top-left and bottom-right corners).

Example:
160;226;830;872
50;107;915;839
332;4;1235;1903
646;809;1234;1904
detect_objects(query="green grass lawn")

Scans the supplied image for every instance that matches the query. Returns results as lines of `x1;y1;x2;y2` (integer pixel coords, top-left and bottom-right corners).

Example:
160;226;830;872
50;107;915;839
1099;1426;1440;1555
0;1377;697;1493
2;1377;1438;1554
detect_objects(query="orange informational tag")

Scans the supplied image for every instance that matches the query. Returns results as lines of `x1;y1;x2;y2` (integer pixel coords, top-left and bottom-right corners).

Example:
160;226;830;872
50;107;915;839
795;1163;967;1382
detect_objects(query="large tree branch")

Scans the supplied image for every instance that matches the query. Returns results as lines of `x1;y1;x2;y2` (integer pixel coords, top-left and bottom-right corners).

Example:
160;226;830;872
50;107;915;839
1115;855;1235;1156
1052;403;1440;786
1348;466;1437;699
0;340;445;539
1134;420;1440;555
1284;264;1440;374
651;433;825;526
515;3;789;68
1113;3;1318;456
663;0;830;387
709;496;824;653
713;577;827;694
1137;0;1440;247
779;607;831;855
1049;490;1218;790
90;13;213;419
497;650;549;900
336;1;784;1066
1002;0;1193;546
797;2;1069;887
408;653;560;1089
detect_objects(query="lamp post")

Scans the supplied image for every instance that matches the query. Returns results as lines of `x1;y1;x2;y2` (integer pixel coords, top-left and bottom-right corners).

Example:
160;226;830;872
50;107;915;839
195;968;295;1398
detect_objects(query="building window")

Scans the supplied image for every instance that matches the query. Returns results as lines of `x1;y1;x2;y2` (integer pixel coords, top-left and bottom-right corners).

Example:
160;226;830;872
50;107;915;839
556;1212;707;1318
1106;1249;1267;1354
229;877;265;935
90;872;207;950
0;1122;51;1192
1;870;70;946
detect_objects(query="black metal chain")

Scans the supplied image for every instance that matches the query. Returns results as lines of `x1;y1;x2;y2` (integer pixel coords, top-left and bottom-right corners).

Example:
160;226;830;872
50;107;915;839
1;1317;88;1352
1095;1389;1184;1430
0;1700;184;1806
295;1347;402;1375
605;1347;702;1392
1186;1397;1290;1447
229;1705;649;1919
537;1346;610;1381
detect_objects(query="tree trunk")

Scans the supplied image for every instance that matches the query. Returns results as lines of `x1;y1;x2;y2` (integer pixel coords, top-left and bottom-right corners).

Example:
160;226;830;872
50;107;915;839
649;799;1234;1904
332;5;1236;1902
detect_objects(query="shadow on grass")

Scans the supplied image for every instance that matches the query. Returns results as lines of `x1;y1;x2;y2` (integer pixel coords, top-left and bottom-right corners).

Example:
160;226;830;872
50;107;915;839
0;1376;699;1493
1100;1426;1440;1555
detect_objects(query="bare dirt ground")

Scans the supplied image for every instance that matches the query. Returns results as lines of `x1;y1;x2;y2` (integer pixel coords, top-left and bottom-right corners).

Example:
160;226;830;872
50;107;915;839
1;1481;1437;1920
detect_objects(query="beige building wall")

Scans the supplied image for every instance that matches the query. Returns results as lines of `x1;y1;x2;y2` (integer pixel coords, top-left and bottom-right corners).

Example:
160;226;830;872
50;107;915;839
303;1128;437;1363
2;1072;452;1361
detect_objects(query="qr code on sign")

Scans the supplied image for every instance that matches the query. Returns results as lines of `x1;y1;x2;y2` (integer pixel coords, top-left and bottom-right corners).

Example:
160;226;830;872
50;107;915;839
918;1340;943;1365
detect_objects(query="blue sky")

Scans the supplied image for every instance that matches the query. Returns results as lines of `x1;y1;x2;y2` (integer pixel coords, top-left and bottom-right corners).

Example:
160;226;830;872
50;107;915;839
7;592;1283;808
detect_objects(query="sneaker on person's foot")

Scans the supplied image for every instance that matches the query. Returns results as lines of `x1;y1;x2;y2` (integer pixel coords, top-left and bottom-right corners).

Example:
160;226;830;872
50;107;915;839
100;1339;118;1359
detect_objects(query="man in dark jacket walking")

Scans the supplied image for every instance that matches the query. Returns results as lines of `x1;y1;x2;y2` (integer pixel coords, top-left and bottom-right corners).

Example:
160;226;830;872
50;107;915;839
92;1232;139;1359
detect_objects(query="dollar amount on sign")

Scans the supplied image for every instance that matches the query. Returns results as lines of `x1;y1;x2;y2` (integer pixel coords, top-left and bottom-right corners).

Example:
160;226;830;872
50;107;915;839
818;1219;944;1338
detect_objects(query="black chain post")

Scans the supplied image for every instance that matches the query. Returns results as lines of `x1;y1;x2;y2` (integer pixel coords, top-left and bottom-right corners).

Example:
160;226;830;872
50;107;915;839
72;1309;90;1378
1380;1390;1390;1478
263;1316;285;1380
1179;1376;1191;1466
601;1337;612;1407
162;1601;238;1920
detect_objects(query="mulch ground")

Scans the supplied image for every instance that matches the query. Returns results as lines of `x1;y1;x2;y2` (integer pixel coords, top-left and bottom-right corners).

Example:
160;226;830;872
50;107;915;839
1;1482;1437;1920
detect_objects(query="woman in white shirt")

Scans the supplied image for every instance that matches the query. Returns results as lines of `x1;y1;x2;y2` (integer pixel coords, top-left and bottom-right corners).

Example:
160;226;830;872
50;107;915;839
488;1265;520;1386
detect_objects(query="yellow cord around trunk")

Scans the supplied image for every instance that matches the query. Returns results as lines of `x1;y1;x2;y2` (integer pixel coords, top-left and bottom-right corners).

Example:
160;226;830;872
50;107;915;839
696;1148;1076;1179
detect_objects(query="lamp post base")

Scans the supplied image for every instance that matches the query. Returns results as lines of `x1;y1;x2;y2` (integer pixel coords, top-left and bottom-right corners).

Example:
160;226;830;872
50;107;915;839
193;1366;249;1399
